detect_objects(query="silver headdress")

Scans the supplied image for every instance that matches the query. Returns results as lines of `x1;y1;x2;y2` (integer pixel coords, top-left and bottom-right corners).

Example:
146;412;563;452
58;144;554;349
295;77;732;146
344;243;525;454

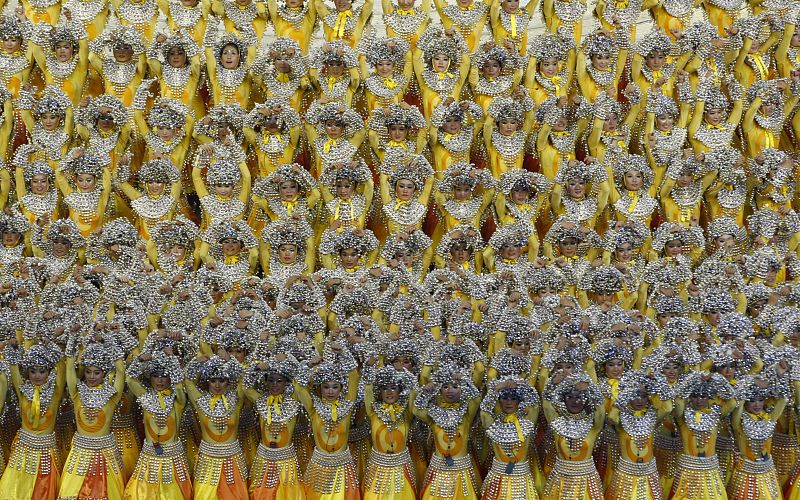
646;89;679;117
18;158;54;184
482;376;540;413
197;102;246;138
613;154;653;191
418;25;468;71
151;216;200;249
498;169;550;196
487;95;534;124
90;25;146;55
582;266;624;295
244;99;301;130
368;104;427;135
706;216;747;246
602;221;650;252
98;218;138;248
428;363;480;401
616;370;673;411
735;374;786;401
662;317;696;342
203;220;258;249
42;219;86;248
60;149;103;178
525;266;566;293
430;99;483;128
488;223;530;251
635;29;673;56
214;32;250;65
716;312;754;339
21;343;63;371
130;351;184;386
388;155;434;191
436;162;495;193
79;342;123;372
651;223;705;252
206;159;241;185
436;225;485;256
158;30;200;61
696;81;730;110
137;158;181;184
310;39;359;69
262;218;313;255
675;371;734;399
470;40;524;73
253;163;316;199
319;159;371;187
0;211;31;235
253;37;308;77
365;37;409;67
530;31;574;62
549;372;603;415
380;230;432;261
591;338;633;367
583;30;618;58
76;94;129;130
319;227;379;257
32;85;72;120
147;98;188;130
192;355;243;382
0;15;31;43
702;289;736;314
305;100;364;138
373;365;416;399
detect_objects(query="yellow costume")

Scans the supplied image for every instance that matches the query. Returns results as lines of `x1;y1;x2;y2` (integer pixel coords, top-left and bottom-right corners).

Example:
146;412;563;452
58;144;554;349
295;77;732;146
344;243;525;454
433;0;491;52
268;0;317;54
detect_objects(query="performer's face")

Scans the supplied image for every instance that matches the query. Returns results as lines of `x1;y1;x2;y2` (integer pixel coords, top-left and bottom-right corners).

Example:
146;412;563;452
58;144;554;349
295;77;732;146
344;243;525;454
30;174;50;194
28;366;50;386
55;41;74;62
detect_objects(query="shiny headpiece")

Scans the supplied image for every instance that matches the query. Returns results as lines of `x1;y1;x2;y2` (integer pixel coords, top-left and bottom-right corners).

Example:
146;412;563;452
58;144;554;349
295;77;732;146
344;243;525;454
368;103;427;133
702;289;736;314
159;30;200;61
263;218;313;255
550;372;604;414
214;32;249;65
530;31;574;61
602;221;649;252
388;155;434;191
310;39;358;68
418;25;468;71
616;370;673;410
79;342;122;372
147;98;188;130
365;37;409;67
584;266;624;295
646;90;679;117
488;223;530;251
206;159;241;185
716;312;754;339
437;162;495;193
305;101;364;138
373;365;416;399
429;363;480;400
498;169;550;196
60;149;103;178
487;95;534;124
651;223;704;252
21;343;62;371
33;85;71;120
138;158;180;184
470;41;523;73
613;154;653;191
635;29;672;56
592;338;633;367
43;219;86;248
245;99;301;130
583;30;618;58
255;163;316;198
203;220;258;249
675;371;734;399
139;351;184;385
152;216;200;249
319;159;371;187
196;355;243;382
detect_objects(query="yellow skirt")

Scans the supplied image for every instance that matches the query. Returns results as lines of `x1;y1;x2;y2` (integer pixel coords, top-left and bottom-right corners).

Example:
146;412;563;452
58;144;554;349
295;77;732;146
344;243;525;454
112;420;141;483
787;462;800;500
773;432;798;488
193;440;249;500
303;447;361;500
716;435;737;486
249;443;305;500
363;448;417;500
543;457;603;500
481;457;538;500
727;457;781;500
123;440;193;500
349;427;371;485
655;434;680;499
605;458;662;500
57;433;125;500
671;454;727;500
421;453;480;500
0;430;60;500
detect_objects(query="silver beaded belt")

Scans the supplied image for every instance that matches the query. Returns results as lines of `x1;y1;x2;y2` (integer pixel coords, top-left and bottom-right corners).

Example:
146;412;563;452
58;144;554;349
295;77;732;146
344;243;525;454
369;447;411;467
199;440;243;458
490;457;529;476
257;442;297;461
429;453;473;471
142;440;184;457
742;457;775;474
554;457;598;477
677;453;719;471
716;435;735;451
654;434;682;450
617;457;658;476
19;430;57;450
310;447;354;468
74;433;117;450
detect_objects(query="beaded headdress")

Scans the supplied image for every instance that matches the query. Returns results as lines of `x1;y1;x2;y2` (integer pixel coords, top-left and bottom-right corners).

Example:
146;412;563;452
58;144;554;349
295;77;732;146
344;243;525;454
436;162;495;193
617;370;673;410
365;37;409;67
525;266;566;293
319;227;379;257
147;98;188;130
592;338;633;367
602;221;649;252
380;230;432;260
707;216;747;246
470;41;523;74
373;365;416;399
21;343;62;371
244;99;301;130
368;103;427;135
662;316;696;341
310;39;359;69
90;25;145;55
646;91;678;117
203;220;258;248
702;289;736;314
651;223;704;252
736;375;785;401
385;339;421;368
498;169;549;196
214;32;249;65
550;372;603;414
751;148;791;182
613;154;653;191
543;217;601;248
436;225;484;256
98;218;139;248
429;363;480;401
681;21;717;48
139;351;184;384
483;376;540;413
151;216;200;249
388;155;434;191
319;159;371;187
198;102;246;138
158;30;200;61
530;31;574;61
138;158;181;184
305;101;364;138
251;37;307;78
716;312;753;339
0;211;31;236
79;94;129;130
582;266;624;295
60;149;103;178
254;163;316;199
262;218;313;255
418;25;468;70
309;360;352;391
487;95;534;125
675;371;733;400
32;85;71;120
206;159;241;185
635;29;672;56
489;223;530;251
195;355;243;382
697;82;730;110
266;353;300;381
18;158;54;184
0;15;29;42
43;218;86;248
430;99;483;128
79;342;122;372
583;30;618;58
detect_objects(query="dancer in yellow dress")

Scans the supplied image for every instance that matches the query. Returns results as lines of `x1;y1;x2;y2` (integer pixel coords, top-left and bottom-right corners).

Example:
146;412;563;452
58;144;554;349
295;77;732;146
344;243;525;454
55;147;113;237
294;341;362;500
362;365;419;500
414;26;470;119
58;341;127;500
243;352;306;500
0;342;63;500
116;157;182;241
30;11;89;105
670;371;737;500
185;352;250;500
433;0;489;52
413;364;482;500
124;350;193;500
88;25;147;107
267;0;317;54
479;377;540;500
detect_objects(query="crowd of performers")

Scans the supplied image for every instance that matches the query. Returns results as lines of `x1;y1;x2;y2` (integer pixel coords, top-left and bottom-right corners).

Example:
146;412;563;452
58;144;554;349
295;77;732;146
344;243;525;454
0;0;799;498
